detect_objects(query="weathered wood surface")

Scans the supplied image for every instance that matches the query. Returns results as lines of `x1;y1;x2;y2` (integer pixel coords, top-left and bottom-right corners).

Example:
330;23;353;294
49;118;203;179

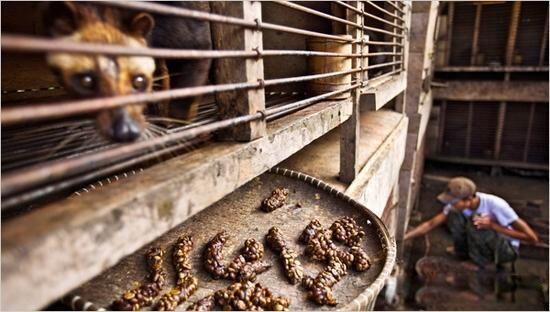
436;66;549;72
1;99;352;310
210;1;266;141
433;80;549;102
346;113;408;218
339;1;362;184
361;72;407;111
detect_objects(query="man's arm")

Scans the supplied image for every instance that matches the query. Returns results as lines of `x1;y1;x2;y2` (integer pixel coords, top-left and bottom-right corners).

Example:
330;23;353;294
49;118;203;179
404;212;447;241
474;216;539;243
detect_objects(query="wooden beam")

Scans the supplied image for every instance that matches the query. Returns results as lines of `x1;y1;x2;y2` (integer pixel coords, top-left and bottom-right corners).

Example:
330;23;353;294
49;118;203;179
339;1;363;184
523;102;536;162
539;9;549;66
471;4;482;65
433;80;549;102
210;1;266;141
436;65;549;72
494;101;506;160
427;155;549;171
1;99;353;310
445;2;454;66
505;2;521;66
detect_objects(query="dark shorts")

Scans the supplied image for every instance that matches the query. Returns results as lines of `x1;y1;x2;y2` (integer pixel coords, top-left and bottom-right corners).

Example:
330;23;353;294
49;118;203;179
446;210;518;267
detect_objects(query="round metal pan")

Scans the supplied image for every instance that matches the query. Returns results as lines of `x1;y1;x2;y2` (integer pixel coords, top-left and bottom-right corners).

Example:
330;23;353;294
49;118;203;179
64;167;396;311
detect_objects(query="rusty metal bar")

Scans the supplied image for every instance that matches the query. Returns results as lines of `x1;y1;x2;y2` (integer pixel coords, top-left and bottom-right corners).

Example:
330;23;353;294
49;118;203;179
1;137;205;211
465;102;473;157
2;84;360;199
494;102;507;160
522;102;536;162
505;2;521;66
338;0;405;30
437;100;447;154
273;1;403;38
364;1;405;22
470;4;482;65
361;68;403;87
363;60;402;70
386;1;405;13
539;9;549;66
99;0;353;42
436;66;549;72
3;34;369;58
2;68;362;125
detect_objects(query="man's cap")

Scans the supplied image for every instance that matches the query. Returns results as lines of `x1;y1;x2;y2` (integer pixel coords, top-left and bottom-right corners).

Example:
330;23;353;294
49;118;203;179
437;177;477;204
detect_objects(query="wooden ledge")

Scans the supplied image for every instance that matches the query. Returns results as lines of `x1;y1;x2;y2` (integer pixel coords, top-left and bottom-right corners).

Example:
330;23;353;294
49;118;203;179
1;99;352;310
361;72;407;111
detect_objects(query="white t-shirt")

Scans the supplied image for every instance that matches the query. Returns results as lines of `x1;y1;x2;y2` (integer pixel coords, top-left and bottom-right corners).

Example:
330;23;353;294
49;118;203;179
443;192;520;248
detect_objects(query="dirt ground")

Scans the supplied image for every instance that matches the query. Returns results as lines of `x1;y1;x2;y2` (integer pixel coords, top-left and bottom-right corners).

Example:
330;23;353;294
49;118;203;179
398;161;549;311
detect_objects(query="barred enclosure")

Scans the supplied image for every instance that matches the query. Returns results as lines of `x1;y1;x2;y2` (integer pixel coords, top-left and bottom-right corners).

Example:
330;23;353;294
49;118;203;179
1;1;411;310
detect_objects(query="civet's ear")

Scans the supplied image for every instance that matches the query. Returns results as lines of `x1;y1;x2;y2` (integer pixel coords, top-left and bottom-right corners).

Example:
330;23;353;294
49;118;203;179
131;13;155;38
44;1;80;36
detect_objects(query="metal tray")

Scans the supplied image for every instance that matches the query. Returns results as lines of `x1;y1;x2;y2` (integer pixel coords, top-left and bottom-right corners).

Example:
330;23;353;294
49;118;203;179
64;168;396;311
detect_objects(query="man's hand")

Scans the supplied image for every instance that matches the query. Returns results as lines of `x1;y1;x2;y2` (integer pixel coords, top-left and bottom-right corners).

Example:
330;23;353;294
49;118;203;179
472;215;493;230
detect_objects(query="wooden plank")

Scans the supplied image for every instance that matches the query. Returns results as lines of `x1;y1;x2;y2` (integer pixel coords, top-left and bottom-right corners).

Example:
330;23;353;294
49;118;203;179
361;72;407;111
426;155;549;171
436;65;549;72
433;80;549;102
417;90;433;150
1;99;353;310
210;1;266;141
470;4;482;65
339;1;362;184
539;9;549;66
346;115;408;218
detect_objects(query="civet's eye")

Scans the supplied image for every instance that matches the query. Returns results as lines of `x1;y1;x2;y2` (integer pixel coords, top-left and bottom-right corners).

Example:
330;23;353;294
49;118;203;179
71;72;97;94
132;74;148;91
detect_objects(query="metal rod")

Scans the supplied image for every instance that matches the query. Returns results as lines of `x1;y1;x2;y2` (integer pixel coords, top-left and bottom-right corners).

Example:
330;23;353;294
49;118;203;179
2;84;359;198
362;9;405;30
470;4;482;65
363;60;402;70
2;34;371;58
1;137;204;211
505;2;521;66
364;1;405;22
266;83;360;120
99;0;353;42
386;1;405;13
274;0;404;37
522;102;536;162
538;9;549;66
2;68;361;125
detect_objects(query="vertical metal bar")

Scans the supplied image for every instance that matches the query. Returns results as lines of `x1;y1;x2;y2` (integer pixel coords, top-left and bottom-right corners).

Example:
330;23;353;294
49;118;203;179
470;4;482;65
523;102;536;162
494;102;507;160
437;100;447;154
445;2;454;66
392;2;398;72
339;1;363;183
465;102;473;157
539;9;549;66
505;2;522;66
